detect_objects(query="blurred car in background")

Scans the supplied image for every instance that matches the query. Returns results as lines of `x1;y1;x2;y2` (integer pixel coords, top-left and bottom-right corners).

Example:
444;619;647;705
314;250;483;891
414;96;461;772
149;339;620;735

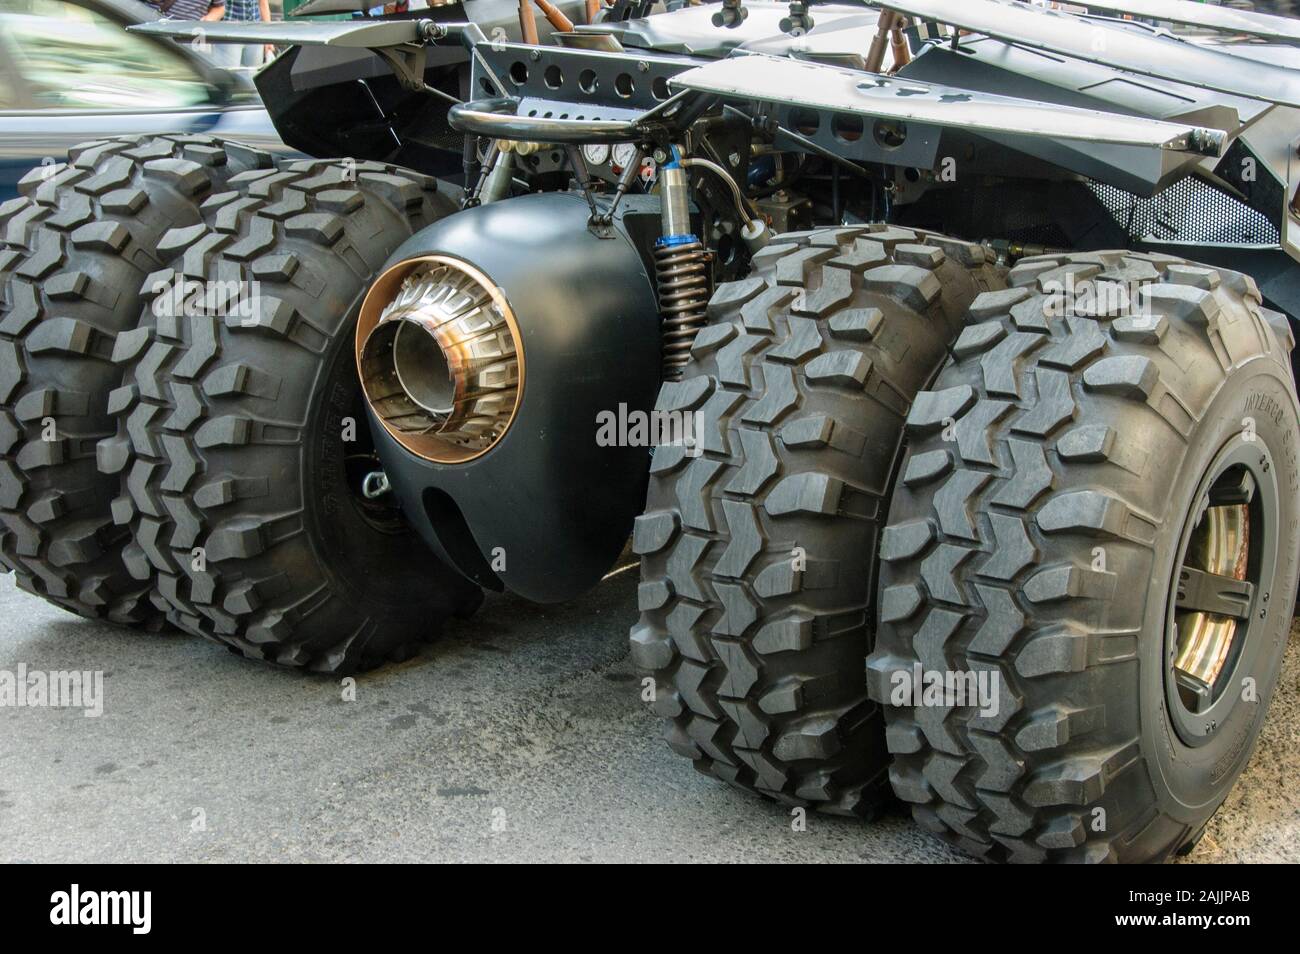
0;0;290;199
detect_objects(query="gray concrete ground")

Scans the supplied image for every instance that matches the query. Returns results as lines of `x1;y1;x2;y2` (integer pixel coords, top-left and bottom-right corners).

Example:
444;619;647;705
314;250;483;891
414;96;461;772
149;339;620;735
1;569;1297;863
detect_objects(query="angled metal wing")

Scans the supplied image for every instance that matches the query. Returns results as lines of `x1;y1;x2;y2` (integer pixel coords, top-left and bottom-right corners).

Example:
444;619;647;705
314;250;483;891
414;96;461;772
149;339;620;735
1076;0;1300;45
877;0;1300;108
670;54;1226;155
128;19;423;47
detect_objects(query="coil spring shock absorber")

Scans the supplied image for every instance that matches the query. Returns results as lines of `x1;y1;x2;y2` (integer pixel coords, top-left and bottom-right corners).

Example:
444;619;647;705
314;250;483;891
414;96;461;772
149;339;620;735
656;147;710;381
657;237;710;380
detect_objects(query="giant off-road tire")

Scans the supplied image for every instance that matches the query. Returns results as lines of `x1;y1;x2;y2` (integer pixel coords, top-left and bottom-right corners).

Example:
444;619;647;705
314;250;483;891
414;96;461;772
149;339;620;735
0;135;273;622
867;251;1300;862
101;159;483;672
630;225;1006;814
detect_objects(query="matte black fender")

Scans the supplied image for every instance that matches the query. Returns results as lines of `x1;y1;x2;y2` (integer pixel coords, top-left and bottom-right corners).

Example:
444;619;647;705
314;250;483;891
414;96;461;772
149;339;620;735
367;192;664;603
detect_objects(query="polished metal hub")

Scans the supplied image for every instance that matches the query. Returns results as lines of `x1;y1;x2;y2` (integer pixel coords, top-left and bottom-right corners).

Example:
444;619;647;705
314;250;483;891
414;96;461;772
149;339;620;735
1169;458;1266;725
1174;500;1249;694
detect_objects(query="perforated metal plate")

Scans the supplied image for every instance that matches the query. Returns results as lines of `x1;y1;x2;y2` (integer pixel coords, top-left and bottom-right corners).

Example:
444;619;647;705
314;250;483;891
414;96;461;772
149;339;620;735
1091;178;1280;246
670;54;1226;155
476;42;699;113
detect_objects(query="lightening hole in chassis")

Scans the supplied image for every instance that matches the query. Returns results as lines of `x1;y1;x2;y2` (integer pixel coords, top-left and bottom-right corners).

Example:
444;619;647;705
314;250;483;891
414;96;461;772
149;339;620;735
615;73;635;98
545;65;564;90
509;61;529;86
579;69;599;95
832;113;864;143
873;119;907;149
791;108;820;137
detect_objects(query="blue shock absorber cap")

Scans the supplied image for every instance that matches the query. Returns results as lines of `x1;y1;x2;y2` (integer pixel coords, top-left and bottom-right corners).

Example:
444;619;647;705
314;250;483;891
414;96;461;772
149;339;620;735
656;233;699;248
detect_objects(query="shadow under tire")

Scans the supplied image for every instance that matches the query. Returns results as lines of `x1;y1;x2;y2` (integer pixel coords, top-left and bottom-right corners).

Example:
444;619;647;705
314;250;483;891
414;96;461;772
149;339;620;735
103;159;483;672
0;135;273;623
868;251;1300;862
631;225;1007;815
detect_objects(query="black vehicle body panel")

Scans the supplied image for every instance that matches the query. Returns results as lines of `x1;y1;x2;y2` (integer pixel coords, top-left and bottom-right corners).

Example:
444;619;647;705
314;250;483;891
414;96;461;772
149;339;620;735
369;192;664;602
250;0;587;169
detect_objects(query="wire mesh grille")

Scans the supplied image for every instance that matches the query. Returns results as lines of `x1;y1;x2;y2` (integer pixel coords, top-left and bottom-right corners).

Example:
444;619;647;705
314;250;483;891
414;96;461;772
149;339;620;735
1089;178;1279;246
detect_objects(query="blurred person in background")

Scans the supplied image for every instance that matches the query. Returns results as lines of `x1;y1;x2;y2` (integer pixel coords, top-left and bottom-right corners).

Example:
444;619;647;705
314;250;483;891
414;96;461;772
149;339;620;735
216;0;274;70
144;0;226;64
146;0;226;22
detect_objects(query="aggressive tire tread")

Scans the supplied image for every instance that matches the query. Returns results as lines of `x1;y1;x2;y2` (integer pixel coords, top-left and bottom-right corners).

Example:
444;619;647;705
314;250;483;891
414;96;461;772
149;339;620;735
104;159;480;671
868;250;1296;862
0;135;273;622
633;224;1005;815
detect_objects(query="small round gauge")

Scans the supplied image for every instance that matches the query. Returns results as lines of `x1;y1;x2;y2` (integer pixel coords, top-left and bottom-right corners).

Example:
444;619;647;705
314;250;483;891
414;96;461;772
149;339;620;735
582;143;611;166
611;142;639;172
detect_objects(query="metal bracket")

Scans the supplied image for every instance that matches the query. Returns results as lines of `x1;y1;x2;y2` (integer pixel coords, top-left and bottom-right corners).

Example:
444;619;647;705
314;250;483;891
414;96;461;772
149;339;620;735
374;42;430;94
369;19;452;93
1176;565;1254;621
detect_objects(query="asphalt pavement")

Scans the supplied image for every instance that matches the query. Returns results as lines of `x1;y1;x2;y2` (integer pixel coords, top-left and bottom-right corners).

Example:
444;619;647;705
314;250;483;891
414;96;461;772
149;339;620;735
1;569;1297;863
